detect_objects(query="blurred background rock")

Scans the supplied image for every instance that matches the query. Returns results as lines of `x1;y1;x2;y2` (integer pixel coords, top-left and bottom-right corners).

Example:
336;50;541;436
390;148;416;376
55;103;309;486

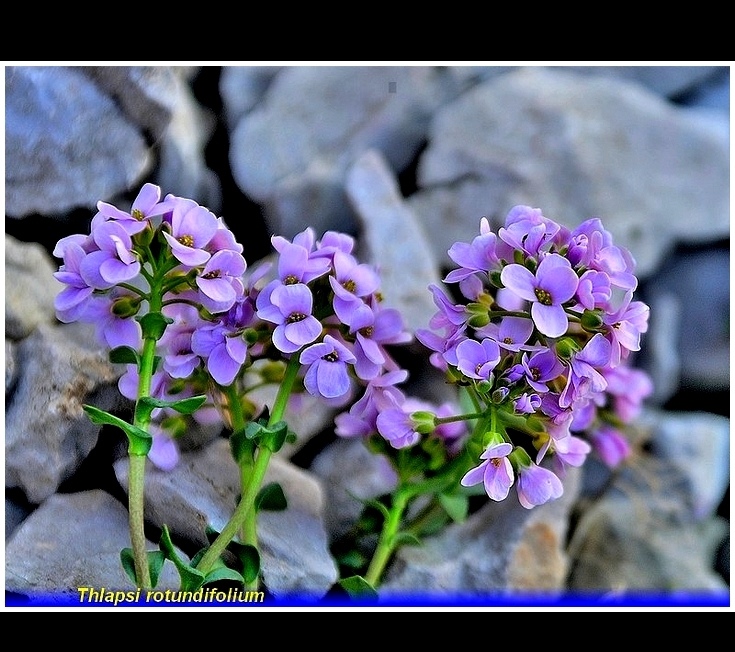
4;64;729;605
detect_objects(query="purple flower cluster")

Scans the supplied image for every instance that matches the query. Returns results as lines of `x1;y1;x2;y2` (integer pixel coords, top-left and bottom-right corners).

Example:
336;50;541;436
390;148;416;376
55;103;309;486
415;206;652;509
53;185;415;468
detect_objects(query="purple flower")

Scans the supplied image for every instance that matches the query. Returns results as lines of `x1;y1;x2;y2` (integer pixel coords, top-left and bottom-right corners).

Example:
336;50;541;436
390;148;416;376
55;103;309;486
559;333;611;409
515;459;564;509
476;316;535;352
567;219;638;291
517;349;565;393
162;196;219;267
335;369;408;438
147;424;180;472
455;337;501;380
300;334;357;400
590;425;631;468
82;293;142;350
603;291;650;365
376;404;421;449
53;241;95;322
256;281;323;354
514;392;541;414
574;269;612;311
196;249;247;314
96;183;176;236
349;303;412;380
444;218;499;289
460;442;514;502
603;365;653;423
272;236;330;285
79;220;141;289
162;330;200;379
329;251;381;323
498;205;560;257
501;253;579;338
191;323;248;386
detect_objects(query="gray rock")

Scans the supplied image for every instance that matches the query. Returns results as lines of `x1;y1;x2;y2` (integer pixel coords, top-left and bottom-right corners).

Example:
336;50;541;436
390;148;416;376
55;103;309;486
6;339;17;395
409;67;729;279
114;437;338;598
229;66;467;238
346;148;442;336
156;69;223;213
639;409;730;521
5;490;181;603
219;66;282;128
568;498;729;595
644;248;729;394
5;235;64;339
5;495;31;541
5;322;122;504
5;66;153;218
379;466;581;599
77;66;182;141
554;65;725;98
310;437;398;541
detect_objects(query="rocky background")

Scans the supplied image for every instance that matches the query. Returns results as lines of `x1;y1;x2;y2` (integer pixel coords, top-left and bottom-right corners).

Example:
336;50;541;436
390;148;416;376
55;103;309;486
4;65;730;607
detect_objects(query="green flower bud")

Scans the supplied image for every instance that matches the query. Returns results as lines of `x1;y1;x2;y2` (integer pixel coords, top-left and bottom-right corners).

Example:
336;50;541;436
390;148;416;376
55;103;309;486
580;309;604;331
467;302;491;328
134;222;156;248
488;270;503;288
410;411;437;435
111;295;142;318
555;336;580;360
481;430;506;448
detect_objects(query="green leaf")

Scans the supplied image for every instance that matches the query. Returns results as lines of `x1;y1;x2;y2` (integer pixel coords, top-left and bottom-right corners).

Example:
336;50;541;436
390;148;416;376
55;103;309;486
391;531;422;548
227;541;260;584
137;312;173;340
363;497;391;521
83;405;152;455
120;548;137;586
338;575;379;601
203;566;245;586
230;428;256;465
135;395;207;424
120;548;168;589
109;346;140;366
255;482;287;511
244;420;289;453
148;550;166;588
158;525;205;592
438;492;469;523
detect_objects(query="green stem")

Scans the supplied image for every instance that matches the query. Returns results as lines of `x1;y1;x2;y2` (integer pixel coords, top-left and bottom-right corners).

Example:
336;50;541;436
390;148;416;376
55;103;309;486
224;383;258;590
434;411;485;426
127;256;170;590
195;355;302;578
128;296;161;590
364;490;409;588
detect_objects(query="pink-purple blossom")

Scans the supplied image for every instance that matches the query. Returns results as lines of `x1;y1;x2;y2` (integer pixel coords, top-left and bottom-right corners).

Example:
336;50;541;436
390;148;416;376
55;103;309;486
500;253;579;338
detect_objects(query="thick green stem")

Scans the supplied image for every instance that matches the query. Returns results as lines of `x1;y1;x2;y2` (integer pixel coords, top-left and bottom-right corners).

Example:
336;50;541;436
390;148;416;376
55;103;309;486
127;268;165;590
195;355;301;578
364;491;409;587
127;454;151;589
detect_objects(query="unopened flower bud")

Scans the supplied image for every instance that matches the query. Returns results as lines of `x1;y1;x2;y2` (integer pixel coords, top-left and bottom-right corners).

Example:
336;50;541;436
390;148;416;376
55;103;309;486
467;302;491;328
410;411;437;435
580;309;604;331
111;295;142;318
492;386;510;404
134;222;156;247
555;336;579;360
